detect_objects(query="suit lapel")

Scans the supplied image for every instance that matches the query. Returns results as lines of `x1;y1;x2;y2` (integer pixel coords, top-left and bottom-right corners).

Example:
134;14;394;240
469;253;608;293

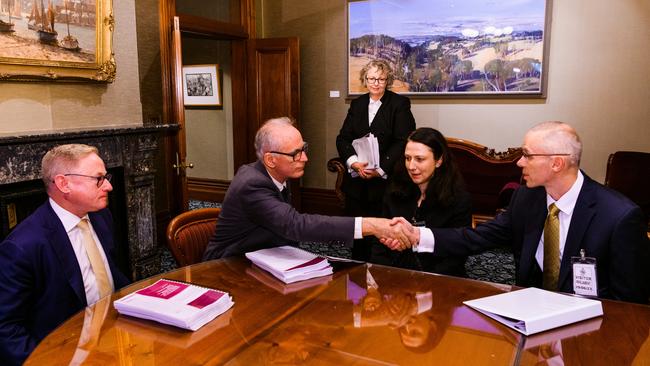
519;191;547;281
45;203;87;306
559;177;596;288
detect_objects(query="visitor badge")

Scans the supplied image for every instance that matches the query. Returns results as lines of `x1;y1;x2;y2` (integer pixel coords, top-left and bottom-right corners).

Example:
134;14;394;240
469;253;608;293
572;249;598;297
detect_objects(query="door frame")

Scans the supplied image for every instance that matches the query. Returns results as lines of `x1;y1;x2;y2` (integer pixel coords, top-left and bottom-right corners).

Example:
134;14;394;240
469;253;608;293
159;0;255;215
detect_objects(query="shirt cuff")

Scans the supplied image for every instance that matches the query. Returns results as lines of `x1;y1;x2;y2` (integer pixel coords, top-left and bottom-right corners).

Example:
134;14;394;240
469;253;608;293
354;217;363;239
376;167;387;179
346;155;359;173
413;227;434;253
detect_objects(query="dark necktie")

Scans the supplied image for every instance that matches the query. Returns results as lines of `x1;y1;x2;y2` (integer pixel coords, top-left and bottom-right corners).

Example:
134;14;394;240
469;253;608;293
543;203;561;291
281;187;291;203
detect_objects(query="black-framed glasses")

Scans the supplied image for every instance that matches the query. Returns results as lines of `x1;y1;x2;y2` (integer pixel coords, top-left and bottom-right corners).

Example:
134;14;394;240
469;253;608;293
366;77;387;84
269;143;309;162
64;173;112;187
521;152;571;159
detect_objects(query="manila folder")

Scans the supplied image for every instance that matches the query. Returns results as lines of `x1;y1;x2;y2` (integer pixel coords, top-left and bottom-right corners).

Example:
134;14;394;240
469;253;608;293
463;287;603;335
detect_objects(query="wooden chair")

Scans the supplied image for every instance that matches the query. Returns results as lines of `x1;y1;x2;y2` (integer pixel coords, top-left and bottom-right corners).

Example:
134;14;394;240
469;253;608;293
605;151;650;230
445;137;522;223
166;208;221;267
327;137;523;222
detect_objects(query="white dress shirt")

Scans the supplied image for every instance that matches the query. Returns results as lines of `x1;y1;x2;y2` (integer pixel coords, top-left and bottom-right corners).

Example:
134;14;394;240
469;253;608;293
346;97;387;179
535;171;584;269
49;198;115;305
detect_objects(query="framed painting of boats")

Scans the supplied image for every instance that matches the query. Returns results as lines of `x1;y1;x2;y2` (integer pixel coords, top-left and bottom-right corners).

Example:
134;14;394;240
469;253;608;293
347;0;552;98
0;0;115;82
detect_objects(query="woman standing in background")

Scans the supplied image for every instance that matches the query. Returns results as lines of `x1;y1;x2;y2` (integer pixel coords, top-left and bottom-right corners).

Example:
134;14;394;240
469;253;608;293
336;59;416;261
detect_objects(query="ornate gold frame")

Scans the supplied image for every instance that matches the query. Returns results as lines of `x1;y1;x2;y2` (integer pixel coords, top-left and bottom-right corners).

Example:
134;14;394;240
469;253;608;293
0;0;115;82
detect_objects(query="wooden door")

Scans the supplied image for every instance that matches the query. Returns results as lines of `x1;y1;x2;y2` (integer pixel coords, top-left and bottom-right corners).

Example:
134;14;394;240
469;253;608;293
170;16;190;211
246;37;301;207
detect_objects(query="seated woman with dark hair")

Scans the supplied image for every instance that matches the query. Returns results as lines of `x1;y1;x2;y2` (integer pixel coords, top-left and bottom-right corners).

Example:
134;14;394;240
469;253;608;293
371;127;472;277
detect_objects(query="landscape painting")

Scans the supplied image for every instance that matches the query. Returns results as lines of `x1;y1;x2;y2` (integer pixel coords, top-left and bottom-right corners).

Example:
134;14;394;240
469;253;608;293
0;0;115;82
348;0;550;97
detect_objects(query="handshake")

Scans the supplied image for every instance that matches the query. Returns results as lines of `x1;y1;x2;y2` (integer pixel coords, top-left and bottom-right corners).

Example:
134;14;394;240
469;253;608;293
362;217;420;251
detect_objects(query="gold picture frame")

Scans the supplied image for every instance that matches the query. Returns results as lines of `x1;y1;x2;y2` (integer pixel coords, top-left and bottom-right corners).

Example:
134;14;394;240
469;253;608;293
0;0;115;82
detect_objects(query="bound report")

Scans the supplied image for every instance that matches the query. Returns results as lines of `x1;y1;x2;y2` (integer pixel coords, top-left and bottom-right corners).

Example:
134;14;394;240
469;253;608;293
245;246;333;284
113;279;234;331
463;287;603;335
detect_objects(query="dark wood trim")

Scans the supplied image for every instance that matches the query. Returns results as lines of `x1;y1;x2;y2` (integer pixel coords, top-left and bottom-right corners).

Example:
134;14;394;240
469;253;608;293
187;177;231;203
231;40;249;171
159;0;175;124
300;188;345;217
177;13;249;39
156;209;173;250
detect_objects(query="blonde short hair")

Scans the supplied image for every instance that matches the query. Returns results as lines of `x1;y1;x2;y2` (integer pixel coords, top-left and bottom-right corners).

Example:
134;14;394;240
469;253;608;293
360;59;395;89
41;144;99;187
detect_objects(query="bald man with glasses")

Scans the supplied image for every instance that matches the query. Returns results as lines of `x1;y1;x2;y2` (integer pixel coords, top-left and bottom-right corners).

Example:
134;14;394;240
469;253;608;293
203;117;411;260
385;121;649;304
0;144;129;365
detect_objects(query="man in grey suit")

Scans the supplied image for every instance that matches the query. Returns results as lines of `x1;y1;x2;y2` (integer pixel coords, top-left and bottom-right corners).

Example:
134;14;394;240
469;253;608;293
203;117;409;260
384;121;649;303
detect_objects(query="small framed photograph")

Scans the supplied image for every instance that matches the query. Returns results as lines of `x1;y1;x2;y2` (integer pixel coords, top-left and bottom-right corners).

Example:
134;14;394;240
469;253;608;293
182;64;222;106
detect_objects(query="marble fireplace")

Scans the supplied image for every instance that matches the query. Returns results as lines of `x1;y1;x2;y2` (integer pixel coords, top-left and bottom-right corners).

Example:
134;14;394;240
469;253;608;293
0;125;172;280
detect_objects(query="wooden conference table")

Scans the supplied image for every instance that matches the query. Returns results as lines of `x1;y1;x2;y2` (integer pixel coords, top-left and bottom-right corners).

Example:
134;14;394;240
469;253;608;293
27;257;650;365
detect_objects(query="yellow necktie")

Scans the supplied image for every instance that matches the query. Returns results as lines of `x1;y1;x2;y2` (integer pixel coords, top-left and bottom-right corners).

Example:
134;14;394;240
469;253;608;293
77;219;112;299
543;203;561;290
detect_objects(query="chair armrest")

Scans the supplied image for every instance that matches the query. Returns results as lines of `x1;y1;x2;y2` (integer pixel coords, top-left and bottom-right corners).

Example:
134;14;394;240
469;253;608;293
327;157;346;206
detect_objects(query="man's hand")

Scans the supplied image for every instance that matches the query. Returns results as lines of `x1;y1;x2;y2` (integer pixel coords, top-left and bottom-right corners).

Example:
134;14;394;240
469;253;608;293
362;218;412;250
379;217;419;250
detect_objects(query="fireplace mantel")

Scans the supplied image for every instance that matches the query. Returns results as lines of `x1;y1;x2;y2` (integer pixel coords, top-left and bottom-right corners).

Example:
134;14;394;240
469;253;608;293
0;125;176;280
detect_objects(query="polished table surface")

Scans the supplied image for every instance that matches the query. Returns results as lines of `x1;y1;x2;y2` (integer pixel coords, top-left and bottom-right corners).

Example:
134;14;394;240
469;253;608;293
26;257;650;365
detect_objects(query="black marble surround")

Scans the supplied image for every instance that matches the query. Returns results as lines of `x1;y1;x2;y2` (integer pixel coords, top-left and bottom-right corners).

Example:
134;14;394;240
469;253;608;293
0;125;174;280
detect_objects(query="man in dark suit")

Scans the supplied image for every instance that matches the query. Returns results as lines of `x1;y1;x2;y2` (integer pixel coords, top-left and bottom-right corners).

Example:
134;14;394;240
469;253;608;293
0;144;130;365
336;59;416;261
203;117;410;260
385;121;649;303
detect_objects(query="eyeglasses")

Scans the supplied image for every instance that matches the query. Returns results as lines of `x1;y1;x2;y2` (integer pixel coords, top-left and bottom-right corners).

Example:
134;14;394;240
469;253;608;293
521;152;571;159
269;143;309;162
365;77;387;84
64;173;112;187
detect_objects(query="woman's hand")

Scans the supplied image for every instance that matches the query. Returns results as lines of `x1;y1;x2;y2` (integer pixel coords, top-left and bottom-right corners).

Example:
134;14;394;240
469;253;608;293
351;162;380;179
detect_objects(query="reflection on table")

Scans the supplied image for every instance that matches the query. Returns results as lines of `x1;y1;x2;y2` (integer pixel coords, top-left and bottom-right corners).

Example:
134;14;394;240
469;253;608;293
26;257;650;365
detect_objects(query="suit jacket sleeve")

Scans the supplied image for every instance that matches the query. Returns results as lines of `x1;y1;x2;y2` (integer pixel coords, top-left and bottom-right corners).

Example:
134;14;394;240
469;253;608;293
0;239;40;365
378;94;416;176
242;175;355;244
606;205;650;303
336;96;366;163
432;187;522;257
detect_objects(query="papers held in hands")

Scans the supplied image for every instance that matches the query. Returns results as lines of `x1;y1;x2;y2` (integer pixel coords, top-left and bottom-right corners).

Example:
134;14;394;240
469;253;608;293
245;246;333;284
351;133;380;175
113;279;234;331
463;287;603;335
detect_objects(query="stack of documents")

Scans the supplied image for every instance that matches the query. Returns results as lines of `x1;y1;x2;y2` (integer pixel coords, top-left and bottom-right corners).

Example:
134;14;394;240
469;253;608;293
245;246;333;284
114;279;234;331
351;133;380;173
463;287;603;335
